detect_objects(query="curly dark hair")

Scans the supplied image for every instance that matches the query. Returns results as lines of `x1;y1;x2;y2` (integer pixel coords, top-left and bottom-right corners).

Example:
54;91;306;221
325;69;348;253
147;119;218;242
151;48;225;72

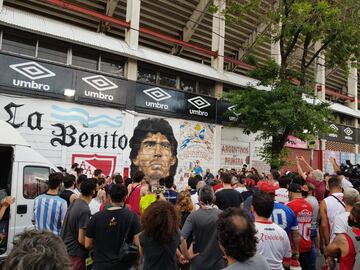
141;200;180;244
80;178;97;197
4;230;71;270
175;190;194;213
217;208;258;262
129;118;178;179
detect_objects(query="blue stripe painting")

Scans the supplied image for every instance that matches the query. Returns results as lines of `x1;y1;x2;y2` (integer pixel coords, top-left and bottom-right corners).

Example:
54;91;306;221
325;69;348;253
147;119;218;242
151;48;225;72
51;105;123;128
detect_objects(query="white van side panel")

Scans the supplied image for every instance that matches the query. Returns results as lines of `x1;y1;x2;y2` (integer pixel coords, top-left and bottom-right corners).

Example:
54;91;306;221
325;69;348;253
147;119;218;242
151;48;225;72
0;120;29;147
0;157;18;260
1;145;57;260
13;161;37;236
13;145;56;165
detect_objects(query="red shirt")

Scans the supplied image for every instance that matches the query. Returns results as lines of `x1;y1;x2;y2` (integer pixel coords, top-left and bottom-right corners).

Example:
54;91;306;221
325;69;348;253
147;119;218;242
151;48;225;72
287;198;313;252
306;177;326;202
126;184;141;215
340;229;360;270
213;183;223;192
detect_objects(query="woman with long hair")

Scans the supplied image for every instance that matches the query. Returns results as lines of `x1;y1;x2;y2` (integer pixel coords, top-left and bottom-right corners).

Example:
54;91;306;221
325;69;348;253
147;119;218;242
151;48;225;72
137;200;181;270
175;190;194;228
175;190;194;270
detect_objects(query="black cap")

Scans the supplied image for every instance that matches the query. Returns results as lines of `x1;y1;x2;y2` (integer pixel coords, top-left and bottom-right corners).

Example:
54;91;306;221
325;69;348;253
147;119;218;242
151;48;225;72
288;183;302;193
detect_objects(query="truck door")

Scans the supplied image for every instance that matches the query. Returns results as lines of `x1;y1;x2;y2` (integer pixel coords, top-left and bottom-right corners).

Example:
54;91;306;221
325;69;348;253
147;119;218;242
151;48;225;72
13;164;50;237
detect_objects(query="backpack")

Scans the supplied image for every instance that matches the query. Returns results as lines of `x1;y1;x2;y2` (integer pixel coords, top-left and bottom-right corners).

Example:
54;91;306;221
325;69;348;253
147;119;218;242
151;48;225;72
347;229;360;269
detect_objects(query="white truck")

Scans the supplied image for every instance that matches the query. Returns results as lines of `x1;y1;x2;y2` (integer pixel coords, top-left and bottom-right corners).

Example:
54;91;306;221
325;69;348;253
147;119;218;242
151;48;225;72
0;120;57;262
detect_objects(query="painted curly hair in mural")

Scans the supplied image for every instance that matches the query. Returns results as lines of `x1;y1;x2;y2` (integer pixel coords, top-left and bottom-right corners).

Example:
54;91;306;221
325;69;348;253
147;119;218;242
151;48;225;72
129;118;178;185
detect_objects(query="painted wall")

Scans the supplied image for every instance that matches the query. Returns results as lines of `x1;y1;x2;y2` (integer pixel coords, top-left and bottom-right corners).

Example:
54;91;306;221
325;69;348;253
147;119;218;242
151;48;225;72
0;94;271;189
0;94;130;177
129;115;220;190
221;127;270;173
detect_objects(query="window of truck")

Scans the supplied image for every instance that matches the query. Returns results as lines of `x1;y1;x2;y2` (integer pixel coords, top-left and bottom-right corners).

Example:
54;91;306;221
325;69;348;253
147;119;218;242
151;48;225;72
23;167;49;199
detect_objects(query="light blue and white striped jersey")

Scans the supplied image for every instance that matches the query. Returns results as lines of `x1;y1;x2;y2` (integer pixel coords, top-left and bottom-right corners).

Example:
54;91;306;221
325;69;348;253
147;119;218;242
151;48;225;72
33;193;67;236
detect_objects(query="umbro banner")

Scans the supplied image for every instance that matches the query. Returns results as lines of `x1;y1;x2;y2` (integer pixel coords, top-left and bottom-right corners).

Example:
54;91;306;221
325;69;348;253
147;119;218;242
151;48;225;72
135;83;217;121
322;123;357;144
0;53;72;95
73;69;129;106
0;53;128;106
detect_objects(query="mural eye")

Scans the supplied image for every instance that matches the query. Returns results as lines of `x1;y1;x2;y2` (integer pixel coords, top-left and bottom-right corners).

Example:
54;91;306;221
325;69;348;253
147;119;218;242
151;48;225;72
144;141;156;148
160;142;171;149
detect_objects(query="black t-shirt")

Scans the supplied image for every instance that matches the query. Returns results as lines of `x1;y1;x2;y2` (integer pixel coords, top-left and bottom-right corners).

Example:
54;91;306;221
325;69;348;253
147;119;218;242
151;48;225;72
60;189;74;207
139;230;181;270
215;189;243;210
180;211;190;228
86;208;141;270
241;190;253;201
61;199;90;257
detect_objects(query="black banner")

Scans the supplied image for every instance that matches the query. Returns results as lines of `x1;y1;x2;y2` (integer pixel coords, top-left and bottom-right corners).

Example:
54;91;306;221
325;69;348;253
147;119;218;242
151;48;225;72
323;123;357;144
0;53;72;95
135;83;217;121
0;53;127;106
217;101;239;124
74;70;128;105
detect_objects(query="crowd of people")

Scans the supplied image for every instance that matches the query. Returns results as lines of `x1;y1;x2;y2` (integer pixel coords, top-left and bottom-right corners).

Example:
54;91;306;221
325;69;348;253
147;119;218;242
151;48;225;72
3;156;360;270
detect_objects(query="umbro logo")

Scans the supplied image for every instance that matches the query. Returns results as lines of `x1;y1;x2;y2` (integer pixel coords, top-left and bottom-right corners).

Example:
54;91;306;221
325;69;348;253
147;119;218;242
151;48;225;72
82;75;118;91
227;105;239;121
143;87;171;110
188;96;210;110
188;96;210;117
328;124;339;138
228;105;240;116
329;124;338;131
143;87;171;101
10;61;54;91
344;127;353;136
10;61;56;80
82;75;117;101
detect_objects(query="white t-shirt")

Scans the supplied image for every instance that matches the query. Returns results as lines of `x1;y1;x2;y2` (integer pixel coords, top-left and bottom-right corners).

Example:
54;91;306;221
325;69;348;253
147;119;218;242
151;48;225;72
73;188;81;196
255;221;292;270
306;195;319;230
191;193;201;210
89;197;101;215
275;188;289;204
68;169;77;177
341;178;353;189
235;187;247;193
191;193;199;205
333;211;351;236
324;192;345;242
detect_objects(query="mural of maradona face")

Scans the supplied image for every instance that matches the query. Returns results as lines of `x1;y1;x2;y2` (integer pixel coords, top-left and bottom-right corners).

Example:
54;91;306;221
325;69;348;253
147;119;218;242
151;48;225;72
129;118;178;186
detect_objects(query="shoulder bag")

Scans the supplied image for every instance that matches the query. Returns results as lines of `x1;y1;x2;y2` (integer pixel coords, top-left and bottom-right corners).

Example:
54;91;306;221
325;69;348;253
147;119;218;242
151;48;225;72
118;213;139;266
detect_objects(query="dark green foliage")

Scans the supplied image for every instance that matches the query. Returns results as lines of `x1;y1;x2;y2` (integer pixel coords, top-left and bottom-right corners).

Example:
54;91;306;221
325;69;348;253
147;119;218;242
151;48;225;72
218;0;360;169
225;80;332;169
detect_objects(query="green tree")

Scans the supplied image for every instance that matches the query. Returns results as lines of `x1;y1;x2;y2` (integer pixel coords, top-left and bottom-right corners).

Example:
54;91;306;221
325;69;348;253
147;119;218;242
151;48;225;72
222;0;360;169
